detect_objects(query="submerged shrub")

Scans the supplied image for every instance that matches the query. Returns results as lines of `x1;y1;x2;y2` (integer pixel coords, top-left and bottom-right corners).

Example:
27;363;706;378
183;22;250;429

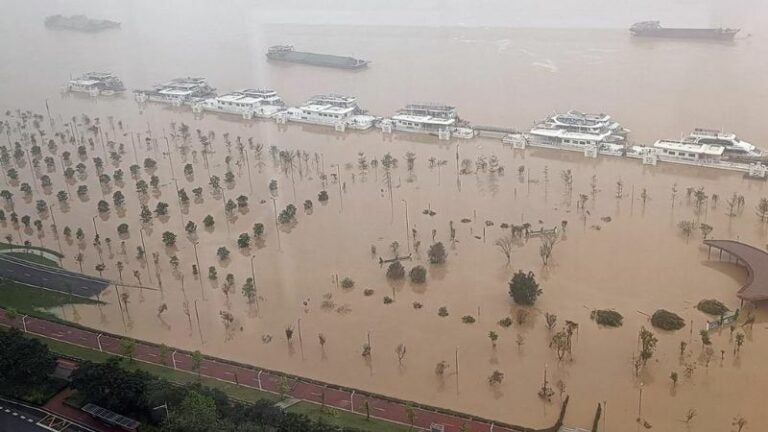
590;309;624;327
651;309;686;331
696;299;729;316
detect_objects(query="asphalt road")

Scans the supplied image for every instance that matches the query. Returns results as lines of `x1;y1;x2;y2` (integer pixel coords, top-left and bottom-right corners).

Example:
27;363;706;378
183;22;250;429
0;399;95;432
0;254;109;298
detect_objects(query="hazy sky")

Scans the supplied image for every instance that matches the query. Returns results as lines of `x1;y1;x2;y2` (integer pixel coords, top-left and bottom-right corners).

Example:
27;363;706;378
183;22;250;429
29;0;765;30
250;0;763;29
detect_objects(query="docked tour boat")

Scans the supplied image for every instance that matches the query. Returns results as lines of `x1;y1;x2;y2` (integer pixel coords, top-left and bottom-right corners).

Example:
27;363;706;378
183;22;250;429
380;103;474;140
528;110;627;149
134;77;216;106
280;94;377;130
197;89;285;119
65;72;125;96
652;140;725;162
684;128;760;156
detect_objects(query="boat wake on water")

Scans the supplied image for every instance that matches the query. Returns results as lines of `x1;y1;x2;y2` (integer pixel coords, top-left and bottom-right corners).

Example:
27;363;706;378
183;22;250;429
532;59;558;72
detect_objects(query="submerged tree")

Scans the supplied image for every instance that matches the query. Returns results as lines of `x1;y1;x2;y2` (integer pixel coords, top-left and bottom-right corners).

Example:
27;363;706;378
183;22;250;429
508;270;541;305
639;326;658;366
427;242;446;264
495;235;515;264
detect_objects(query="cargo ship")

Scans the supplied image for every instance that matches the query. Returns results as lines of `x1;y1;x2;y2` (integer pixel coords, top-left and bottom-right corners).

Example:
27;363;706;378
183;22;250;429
45;14;120;32
630;21;739;40
266;45;368;70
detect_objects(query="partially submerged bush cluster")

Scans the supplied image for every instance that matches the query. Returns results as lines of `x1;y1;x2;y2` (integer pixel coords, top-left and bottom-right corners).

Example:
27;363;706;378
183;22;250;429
590;309;624;327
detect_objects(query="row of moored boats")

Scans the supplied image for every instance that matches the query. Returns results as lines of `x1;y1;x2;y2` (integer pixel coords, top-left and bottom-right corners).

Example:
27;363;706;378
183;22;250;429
63;73;762;159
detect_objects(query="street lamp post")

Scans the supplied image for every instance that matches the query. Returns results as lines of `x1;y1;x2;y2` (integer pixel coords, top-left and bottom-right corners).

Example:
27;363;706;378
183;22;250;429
139;227;152;283
192;241;204;297
25;150;39;194
48;202;64;255
21;315;28;333
270;197;281;251
331;163;343;211
130;132;138;164
221;190;231;235
637;382;644;422
194;299;203;345
244;149;254;194
152;404;170;422
91;216;99;238
401;199;410;253
172;178;184;229
97;333;103;352
250;256;259;310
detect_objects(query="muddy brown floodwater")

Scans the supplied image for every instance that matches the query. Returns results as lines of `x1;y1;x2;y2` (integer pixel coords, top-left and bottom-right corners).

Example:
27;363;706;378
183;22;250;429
1;97;766;431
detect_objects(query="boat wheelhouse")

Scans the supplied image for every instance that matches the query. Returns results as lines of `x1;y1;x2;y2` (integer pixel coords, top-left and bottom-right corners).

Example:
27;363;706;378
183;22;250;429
135;77;216;106
685;128;760;155
197;89;285;119
401;103;457;120
548;111;625;135
653;140;724;162
65;72;125;96
281;94;376;130
528;110;627;148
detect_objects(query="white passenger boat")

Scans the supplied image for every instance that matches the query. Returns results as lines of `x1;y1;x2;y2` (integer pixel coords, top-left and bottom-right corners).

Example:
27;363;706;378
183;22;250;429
380;103;472;140
197;89;285;119
652;139;725;162
528;110;627;148
280;94;376;130
64;72;125;96
134;77;216;106
685;128;760;155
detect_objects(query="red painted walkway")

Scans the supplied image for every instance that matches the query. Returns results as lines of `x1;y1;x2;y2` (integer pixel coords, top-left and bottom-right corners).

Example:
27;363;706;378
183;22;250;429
0;310;526;432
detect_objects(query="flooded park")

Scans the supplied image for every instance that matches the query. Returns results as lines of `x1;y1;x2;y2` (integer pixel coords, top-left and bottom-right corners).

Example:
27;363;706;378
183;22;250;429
1;96;767;431
1;1;768;430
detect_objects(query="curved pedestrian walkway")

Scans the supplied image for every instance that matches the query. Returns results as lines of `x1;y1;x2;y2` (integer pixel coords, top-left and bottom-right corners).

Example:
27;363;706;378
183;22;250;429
0;309;545;432
704;239;768;302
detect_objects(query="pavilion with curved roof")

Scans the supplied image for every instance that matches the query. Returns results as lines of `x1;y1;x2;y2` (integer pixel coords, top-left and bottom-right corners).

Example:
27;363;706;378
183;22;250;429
704;239;768;302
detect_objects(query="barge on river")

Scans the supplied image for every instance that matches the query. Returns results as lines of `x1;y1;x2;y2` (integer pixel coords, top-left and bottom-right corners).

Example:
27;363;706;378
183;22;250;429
630;21;739;40
45;14;120;32
267;45;369;70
